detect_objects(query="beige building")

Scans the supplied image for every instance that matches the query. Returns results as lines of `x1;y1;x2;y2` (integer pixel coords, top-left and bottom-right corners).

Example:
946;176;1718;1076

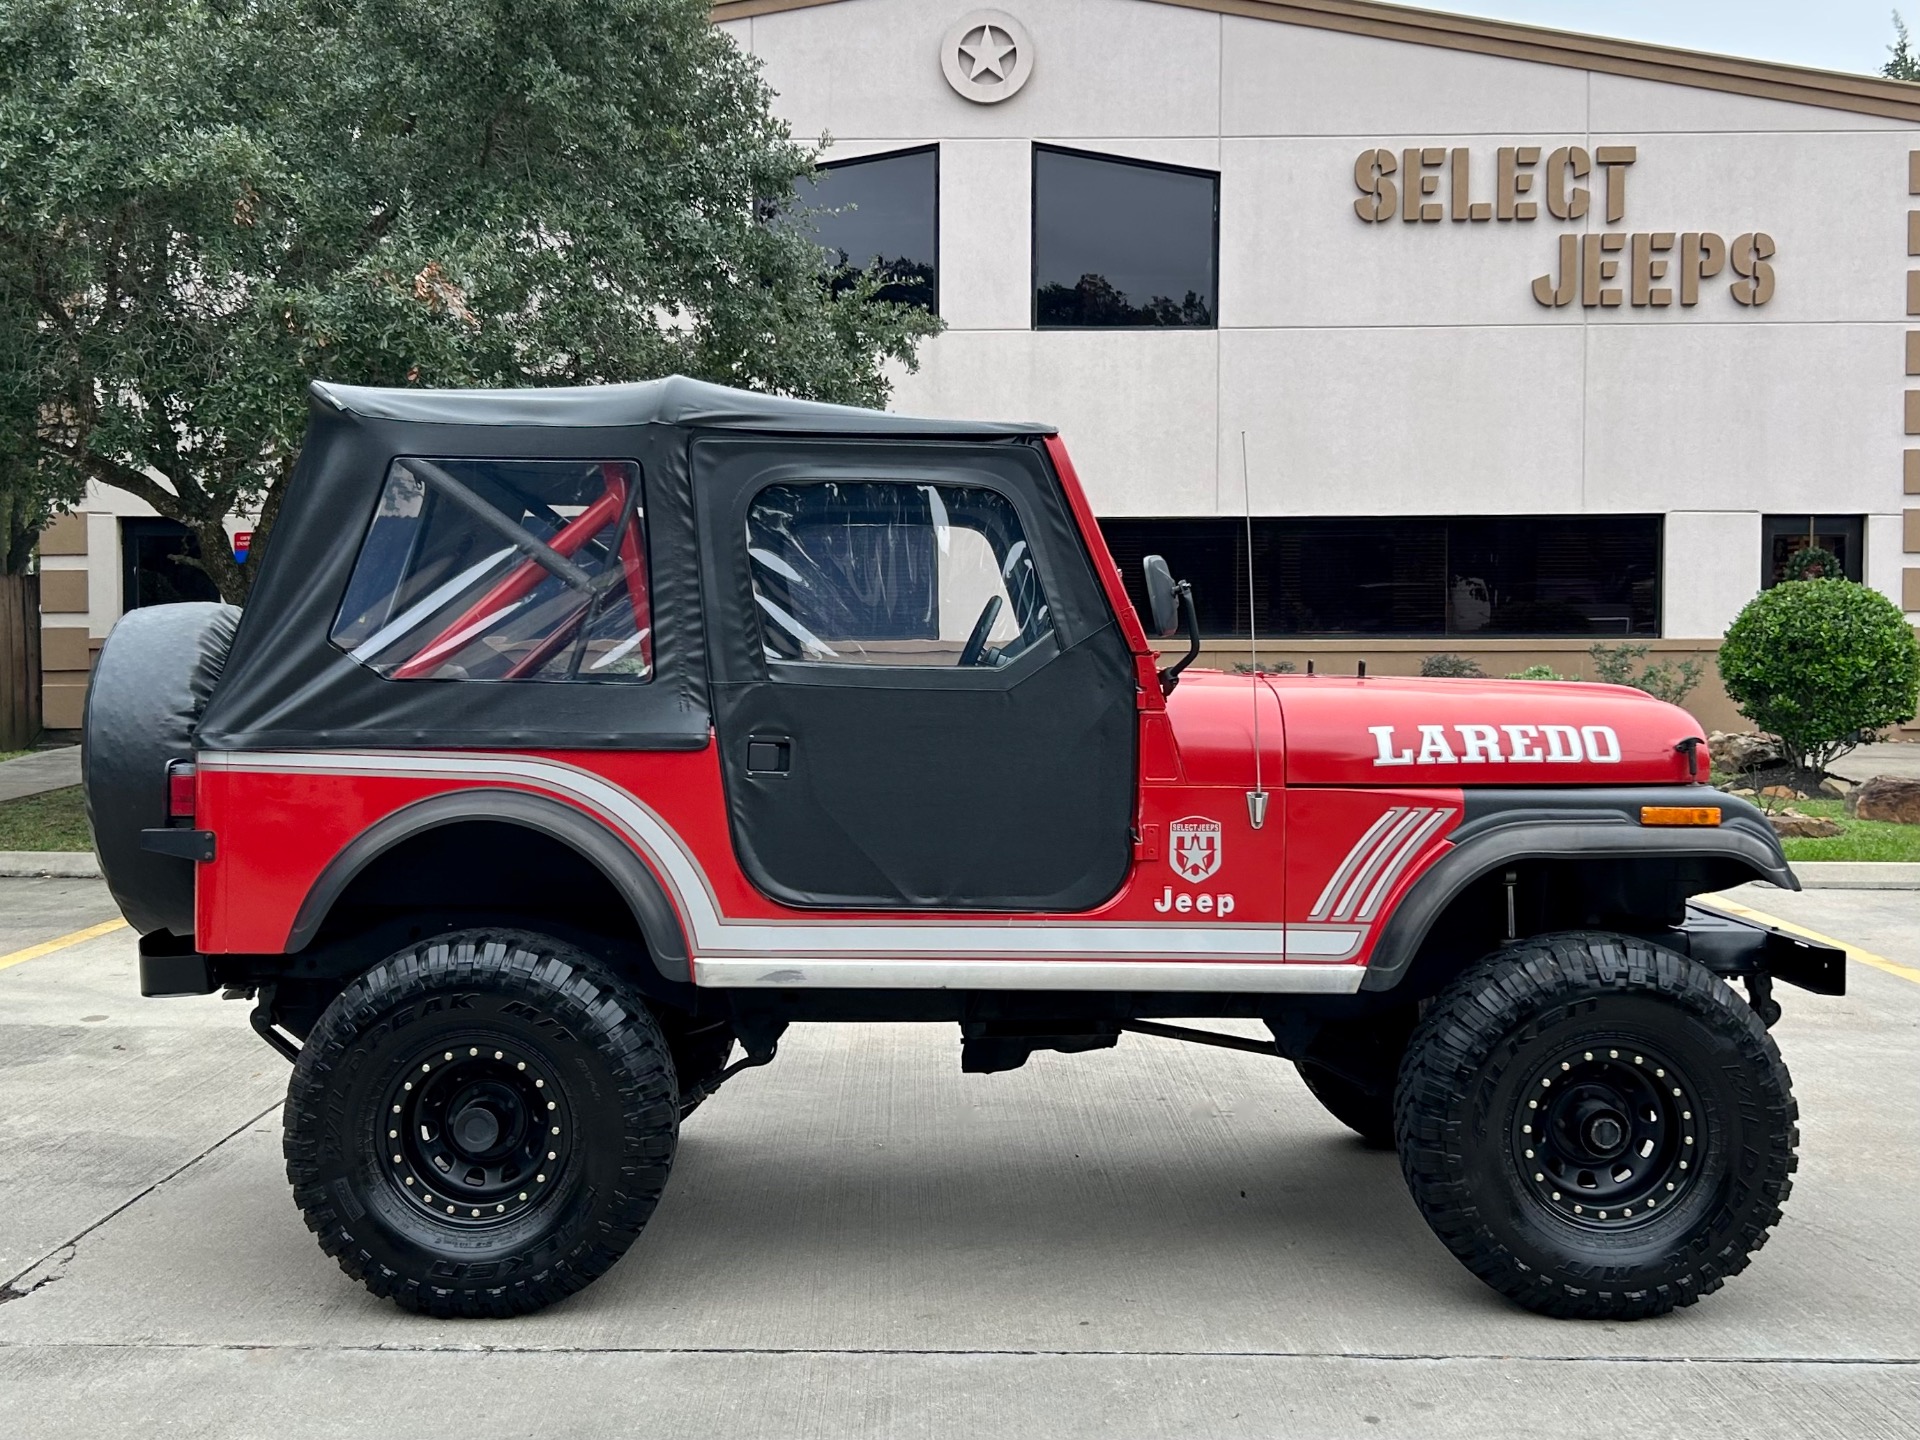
37;0;1920;732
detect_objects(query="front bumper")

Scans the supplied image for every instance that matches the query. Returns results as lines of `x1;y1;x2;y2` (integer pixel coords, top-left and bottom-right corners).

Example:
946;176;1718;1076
1675;902;1846;995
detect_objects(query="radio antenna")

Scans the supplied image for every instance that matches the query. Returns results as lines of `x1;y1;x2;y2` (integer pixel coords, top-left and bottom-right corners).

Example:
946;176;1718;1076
1242;430;1269;830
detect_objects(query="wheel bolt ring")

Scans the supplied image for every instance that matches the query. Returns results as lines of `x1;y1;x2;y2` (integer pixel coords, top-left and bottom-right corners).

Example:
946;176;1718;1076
379;1038;570;1227
1510;1044;1698;1230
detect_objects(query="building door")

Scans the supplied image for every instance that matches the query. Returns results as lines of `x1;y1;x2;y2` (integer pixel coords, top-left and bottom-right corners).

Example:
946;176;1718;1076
695;436;1137;911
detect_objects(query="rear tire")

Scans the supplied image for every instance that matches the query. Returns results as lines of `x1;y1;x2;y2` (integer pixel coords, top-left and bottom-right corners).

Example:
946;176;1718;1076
284;929;677;1317
662;1016;735;1120
1294;1062;1396;1147
1395;932;1796;1320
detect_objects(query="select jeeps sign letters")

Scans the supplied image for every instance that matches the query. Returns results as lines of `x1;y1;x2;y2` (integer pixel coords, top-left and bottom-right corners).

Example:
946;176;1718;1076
1351;144;1776;309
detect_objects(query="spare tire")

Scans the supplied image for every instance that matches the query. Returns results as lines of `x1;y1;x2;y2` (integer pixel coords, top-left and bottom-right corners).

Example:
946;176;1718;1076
83;602;242;937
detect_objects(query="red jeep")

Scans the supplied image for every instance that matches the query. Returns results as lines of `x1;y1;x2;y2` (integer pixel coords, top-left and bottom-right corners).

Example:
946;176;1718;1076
83;377;1841;1320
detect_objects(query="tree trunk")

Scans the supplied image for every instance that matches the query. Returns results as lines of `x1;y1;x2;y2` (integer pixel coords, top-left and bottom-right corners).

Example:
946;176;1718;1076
0;572;43;749
189;516;252;605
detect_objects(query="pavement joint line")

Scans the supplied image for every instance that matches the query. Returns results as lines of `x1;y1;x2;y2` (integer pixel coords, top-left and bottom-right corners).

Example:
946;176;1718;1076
0;1102;282;1295
1701;899;1920;986
0;1340;1914;1366
0;917;129;974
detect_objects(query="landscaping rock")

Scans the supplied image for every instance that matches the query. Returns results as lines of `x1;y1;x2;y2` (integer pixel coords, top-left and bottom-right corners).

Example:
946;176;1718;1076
1817;777;1853;799
1769;813;1843;839
1708;730;1782;774
1845;776;1920;824
1726;787;1756;797
1760;784;1799;800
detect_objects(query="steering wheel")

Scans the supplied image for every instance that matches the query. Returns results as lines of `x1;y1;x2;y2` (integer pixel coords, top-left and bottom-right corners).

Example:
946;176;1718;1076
957;595;1003;667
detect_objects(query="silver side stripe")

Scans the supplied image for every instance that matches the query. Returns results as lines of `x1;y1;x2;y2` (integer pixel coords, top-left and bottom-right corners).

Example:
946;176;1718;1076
1310;805;1449;922
200;750;1368;979
696;958;1366;994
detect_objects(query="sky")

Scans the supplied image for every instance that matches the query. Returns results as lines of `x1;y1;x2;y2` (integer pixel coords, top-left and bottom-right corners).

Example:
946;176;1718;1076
1427;1;1906;76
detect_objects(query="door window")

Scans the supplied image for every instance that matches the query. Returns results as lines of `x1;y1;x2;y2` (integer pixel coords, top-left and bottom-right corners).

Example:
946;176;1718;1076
747;481;1051;667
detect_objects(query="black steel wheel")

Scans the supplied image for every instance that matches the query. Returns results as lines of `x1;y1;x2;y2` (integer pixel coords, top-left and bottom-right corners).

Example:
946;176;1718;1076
1396;932;1797;1320
285;930;677;1317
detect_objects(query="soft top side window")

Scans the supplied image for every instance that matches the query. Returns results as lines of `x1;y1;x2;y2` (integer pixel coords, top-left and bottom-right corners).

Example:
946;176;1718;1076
333;458;652;683
747;479;1051;668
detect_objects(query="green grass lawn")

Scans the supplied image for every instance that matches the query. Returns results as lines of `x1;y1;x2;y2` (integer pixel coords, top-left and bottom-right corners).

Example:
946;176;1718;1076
1770;797;1920;863
0;748;32;764
0;786;92;851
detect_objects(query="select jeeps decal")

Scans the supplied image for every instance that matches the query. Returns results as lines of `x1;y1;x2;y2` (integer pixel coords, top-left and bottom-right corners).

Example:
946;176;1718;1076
1368;723;1621;766
1156;815;1236;917
1169;816;1222;883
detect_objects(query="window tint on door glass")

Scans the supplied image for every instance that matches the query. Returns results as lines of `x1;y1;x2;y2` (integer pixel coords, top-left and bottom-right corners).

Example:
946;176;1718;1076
747;481;1051;667
332;458;652;682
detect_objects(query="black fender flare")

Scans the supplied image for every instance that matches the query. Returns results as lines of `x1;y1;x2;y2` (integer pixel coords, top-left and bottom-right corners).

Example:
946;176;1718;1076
1360;789;1795;993
285;789;691;982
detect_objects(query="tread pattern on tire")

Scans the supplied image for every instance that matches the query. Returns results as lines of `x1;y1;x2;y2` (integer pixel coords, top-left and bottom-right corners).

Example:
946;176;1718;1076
283;930;677;1318
1394;930;1798;1320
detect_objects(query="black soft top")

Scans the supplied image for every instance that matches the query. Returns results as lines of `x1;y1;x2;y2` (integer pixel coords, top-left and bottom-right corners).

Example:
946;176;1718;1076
311;374;1053;436
194;377;1057;753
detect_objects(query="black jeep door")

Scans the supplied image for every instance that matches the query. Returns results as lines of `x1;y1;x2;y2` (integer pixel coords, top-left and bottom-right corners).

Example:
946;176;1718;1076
695;436;1136;911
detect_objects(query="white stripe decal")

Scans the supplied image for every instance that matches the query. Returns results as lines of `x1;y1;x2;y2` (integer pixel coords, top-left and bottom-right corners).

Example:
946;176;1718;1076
1308;808;1401;921
201;751;1369;977
1356;810;1449;921
1332;808;1427;921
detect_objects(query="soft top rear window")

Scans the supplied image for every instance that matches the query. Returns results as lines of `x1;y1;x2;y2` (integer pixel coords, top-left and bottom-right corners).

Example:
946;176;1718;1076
332;458;652;683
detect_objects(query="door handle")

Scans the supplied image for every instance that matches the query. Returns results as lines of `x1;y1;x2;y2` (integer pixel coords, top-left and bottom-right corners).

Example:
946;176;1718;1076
746;736;792;774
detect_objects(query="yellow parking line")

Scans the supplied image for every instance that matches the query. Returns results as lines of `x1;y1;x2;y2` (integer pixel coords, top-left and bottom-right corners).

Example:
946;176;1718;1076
0;917;130;973
1702;898;1920;986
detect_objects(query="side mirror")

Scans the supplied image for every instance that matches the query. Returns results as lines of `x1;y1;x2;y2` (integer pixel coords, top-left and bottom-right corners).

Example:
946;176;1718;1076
1142;555;1181;638
1141;555;1202;695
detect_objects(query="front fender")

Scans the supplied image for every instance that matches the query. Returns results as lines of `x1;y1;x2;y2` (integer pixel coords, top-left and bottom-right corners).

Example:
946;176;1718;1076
1360;787;1793;992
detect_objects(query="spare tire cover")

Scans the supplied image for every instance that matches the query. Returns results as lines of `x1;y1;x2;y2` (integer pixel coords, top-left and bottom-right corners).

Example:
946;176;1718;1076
83;602;242;937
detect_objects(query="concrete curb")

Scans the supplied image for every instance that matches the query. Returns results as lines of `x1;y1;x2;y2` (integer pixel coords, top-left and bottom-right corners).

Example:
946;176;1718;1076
1790;861;1920;890
0;851;101;878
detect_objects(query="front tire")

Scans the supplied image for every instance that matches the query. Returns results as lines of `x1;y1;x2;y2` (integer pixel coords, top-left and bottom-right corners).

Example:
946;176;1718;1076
284;930;677;1317
1395;932;1796;1320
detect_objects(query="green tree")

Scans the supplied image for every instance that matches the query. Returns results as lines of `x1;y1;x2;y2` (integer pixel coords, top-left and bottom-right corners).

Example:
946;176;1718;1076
1718;579;1920;773
1887;11;1920;80
0;0;937;601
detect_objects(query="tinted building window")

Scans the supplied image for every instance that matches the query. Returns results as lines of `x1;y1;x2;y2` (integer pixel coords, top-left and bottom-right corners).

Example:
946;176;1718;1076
120;518;221;609
1761;514;1863;586
1102;516;1662;639
1033;146;1218;328
803;146;939;312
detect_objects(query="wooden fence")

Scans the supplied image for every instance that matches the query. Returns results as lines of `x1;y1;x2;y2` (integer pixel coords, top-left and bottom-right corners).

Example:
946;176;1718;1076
0;572;42;749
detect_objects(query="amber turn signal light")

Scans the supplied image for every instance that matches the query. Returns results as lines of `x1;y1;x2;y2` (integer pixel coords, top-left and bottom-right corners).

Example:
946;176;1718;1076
1640;806;1722;827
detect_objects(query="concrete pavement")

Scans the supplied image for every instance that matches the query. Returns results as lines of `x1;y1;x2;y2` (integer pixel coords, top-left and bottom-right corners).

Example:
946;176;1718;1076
0;748;81;805
0;878;1915;1438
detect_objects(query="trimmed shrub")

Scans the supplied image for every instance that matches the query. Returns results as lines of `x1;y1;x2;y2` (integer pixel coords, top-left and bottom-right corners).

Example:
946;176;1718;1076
1505;664;1567;681
1718;578;1920;773
1588;641;1703;707
1420;653;1485;678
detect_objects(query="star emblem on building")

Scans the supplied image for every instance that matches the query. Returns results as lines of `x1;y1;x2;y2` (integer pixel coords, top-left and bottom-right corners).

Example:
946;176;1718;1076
958;24;1016;83
940;10;1034;104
